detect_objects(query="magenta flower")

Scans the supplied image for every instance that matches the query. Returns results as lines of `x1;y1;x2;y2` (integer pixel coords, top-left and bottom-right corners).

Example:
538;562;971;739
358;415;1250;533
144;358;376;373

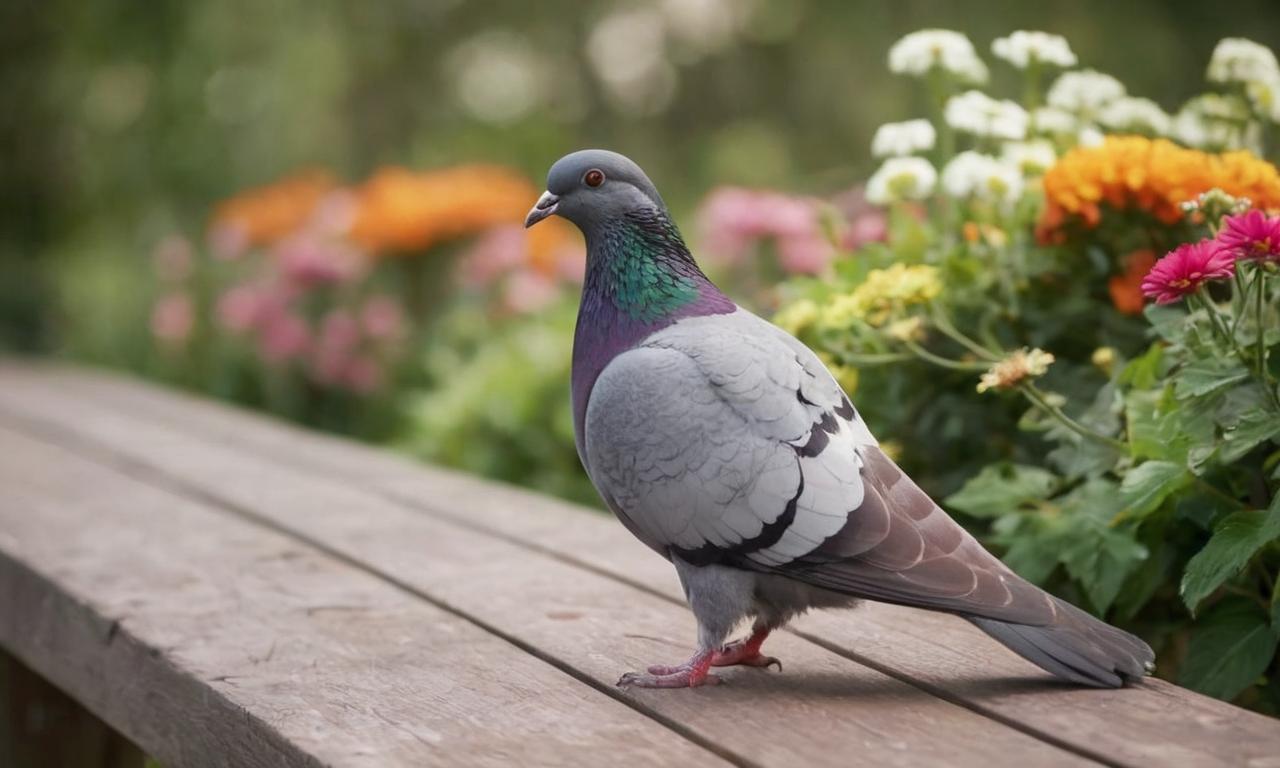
1140;239;1236;304
274;234;364;288
256;309;310;363
1216;209;1280;262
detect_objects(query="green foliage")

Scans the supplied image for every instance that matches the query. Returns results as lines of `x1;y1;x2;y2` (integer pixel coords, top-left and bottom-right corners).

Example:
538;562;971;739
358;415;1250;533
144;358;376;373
1181;500;1280;614
780;35;1280;711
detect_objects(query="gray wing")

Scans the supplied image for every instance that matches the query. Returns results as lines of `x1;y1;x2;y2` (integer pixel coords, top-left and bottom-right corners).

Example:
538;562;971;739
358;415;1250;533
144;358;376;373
584;309;872;568
585;309;1068;628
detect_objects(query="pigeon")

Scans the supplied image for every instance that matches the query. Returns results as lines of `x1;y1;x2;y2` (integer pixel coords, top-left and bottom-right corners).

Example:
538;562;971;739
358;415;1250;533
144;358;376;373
525;149;1155;689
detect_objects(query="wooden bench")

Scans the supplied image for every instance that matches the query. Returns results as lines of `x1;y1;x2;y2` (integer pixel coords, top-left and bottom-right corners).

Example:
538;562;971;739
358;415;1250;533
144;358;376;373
0;362;1277;768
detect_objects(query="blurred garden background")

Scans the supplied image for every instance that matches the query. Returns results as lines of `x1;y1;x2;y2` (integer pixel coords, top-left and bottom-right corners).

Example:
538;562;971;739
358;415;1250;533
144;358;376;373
4;0;1280;712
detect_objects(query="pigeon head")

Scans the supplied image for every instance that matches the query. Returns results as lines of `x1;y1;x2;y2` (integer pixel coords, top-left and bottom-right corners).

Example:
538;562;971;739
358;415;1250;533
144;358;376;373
525;149;666;232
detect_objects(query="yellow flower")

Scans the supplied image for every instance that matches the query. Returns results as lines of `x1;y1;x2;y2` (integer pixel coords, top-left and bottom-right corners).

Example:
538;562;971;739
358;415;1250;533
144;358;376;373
977;348;1056;393
822;264;942;328
885;316;926;342
773;299;820;336
1091;346;1116;374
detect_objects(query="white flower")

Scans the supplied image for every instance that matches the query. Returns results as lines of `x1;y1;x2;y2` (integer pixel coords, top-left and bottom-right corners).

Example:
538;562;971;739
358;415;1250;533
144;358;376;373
1002;140;1057;176
1247;75;1280;123
1173;94;1257;150
941;151;1023;204
866;157;937;204
1207;38;1280;84
871;119;937;157
945;90;1028;140
1046;70;1125;113
991;31;1077;69
1098;97;1171;135
888;29;988;83
1030;106;1077;134
1077;125;1106;147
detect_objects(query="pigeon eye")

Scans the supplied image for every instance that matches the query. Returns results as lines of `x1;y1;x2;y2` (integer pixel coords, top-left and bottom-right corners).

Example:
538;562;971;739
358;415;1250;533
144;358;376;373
584;169;605;188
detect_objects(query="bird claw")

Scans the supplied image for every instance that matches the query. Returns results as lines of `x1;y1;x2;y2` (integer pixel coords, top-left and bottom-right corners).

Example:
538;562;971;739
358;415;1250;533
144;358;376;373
617;667;722;688
711;636;782;672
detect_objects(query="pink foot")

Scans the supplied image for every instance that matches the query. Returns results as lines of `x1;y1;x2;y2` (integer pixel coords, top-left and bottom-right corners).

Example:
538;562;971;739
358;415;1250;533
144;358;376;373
712;628;781;671
618;650;721;688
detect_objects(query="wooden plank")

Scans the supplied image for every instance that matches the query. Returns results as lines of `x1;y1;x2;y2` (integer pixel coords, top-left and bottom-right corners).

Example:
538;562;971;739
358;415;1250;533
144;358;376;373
23;363;1280;768
0;367;1097;767
0;425;726;768
1;648;145;768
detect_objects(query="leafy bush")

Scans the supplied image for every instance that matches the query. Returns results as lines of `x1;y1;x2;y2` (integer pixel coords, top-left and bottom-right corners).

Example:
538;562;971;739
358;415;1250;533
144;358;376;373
779;30;1280;710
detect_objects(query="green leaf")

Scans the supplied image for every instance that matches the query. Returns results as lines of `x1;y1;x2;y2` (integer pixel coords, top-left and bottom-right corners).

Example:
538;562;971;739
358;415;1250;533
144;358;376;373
1119;343;1164;389
1181;497;1280;613
1272;580;1280;632
1120;460;1192;519
1219;409;1280;464
1059;520;1148;614
944;464;1057;518
1144;304;1188;344
1180;598;1280;701
1174;359;1250;399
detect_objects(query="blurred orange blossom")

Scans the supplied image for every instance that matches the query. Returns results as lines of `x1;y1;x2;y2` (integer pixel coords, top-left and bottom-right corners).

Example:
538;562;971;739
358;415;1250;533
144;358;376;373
210;170;338;246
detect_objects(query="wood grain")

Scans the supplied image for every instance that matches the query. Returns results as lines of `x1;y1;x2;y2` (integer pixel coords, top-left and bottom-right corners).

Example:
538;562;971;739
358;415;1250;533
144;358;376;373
0;366;1096;767
8;364;1280;766
0;425;726;768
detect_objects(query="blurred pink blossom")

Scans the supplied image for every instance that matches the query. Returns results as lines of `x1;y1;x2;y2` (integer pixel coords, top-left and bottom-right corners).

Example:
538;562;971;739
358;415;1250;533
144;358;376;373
274;233;365;288
207;223;250;261
360;295;406;341
216;283;264;332
697;187;834;275
257;309;310;363
831;186;889;251
342;356;385;394
151;292;195;345
554;247;586;283
152;236;194;283
458;226;526;287
317;309;361;353
502;269;559;315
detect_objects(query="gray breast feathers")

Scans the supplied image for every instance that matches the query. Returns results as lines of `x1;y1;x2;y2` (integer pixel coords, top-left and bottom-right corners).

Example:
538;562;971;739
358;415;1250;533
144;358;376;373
583;309;875;567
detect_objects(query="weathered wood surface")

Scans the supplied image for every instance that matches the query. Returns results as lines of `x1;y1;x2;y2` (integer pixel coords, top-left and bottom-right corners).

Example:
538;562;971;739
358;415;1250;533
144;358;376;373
1;363;1278;768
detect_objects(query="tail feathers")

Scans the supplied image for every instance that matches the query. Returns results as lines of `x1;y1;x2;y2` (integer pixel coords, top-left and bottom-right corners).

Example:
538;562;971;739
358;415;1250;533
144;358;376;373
968;596;1155;688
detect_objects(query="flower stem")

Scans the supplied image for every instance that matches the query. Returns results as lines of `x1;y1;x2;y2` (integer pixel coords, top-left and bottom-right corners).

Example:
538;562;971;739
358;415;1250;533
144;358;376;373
901;338;989;371
1254;264;1280;408
930;306;1002;361
1020;383;1126;451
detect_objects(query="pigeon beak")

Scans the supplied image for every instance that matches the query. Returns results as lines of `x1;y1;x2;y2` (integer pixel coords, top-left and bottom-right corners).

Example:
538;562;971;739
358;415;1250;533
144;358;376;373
524;191;560;228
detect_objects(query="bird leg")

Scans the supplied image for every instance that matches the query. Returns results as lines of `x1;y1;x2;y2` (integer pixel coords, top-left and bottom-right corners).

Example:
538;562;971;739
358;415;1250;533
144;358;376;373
711;627;780;670
618;649;721;688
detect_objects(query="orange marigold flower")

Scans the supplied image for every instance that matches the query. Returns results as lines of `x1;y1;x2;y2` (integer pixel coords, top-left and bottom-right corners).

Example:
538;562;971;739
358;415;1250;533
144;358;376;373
1108;249;1157;315
349;165;542;255
210;170;338;247
1039;136;1280;235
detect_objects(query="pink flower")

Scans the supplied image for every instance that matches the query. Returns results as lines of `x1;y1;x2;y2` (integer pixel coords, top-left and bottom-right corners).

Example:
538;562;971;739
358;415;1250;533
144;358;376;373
216;283;265;332
273;234;364;288
697;187;834;275
501;269;559;315
1140;239;1236;304
257;310;310;363
207;223;249;261
458;226;526;287
360;295;405;341
1216;209;1280;262
342;356;385;394
152;236;194;283
317;309;361;352
151;292;195;344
